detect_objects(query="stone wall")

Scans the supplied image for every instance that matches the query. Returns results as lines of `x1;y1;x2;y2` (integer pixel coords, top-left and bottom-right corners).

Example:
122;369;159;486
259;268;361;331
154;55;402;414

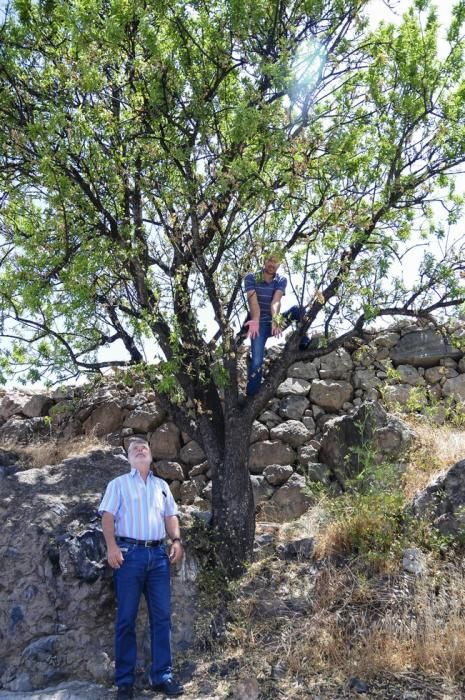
1;322;464;523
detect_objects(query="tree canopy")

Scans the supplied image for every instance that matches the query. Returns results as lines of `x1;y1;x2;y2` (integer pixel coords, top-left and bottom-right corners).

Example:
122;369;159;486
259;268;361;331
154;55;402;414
1;0;465;573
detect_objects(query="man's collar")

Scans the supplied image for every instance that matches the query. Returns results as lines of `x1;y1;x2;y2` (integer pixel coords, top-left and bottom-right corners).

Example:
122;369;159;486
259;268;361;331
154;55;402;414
130;467;153;478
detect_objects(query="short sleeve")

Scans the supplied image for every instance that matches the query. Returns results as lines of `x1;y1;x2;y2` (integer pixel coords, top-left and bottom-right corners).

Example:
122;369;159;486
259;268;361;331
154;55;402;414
98;479;121;517
163;482;179;517
276;275;287;294
243;272;256;293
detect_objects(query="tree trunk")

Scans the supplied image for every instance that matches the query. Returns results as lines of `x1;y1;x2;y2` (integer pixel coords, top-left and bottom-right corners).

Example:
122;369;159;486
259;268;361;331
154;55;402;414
207;413;255;578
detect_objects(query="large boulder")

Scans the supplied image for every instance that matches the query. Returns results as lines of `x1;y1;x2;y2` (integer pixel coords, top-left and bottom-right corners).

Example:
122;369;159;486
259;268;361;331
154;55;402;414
123;402;165;433
319;348;353;380
413;459;465;536
262;474;312;522
442;375;465;402
276;378;311;397
319;401;415;482
149;422;181;460
83;402;126;436
309;379;353;411
390;329;462;368
277;395;309;420
270;420;311;448
248;441;296;474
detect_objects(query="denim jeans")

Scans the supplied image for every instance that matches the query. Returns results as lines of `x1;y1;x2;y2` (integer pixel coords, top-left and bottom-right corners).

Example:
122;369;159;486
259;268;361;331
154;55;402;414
113;543;172;687
246;305;308;396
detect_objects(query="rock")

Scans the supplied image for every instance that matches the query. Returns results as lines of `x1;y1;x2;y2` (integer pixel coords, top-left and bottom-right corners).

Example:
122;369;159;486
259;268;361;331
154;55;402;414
319;348;353;379
310;379;353;411
413;458;465;537
180;481;198;505
230;677;260;700
396;365;426;386
276;377;311;397
306;462;331;484
250;421;269;443
349;677;369;694
248;441;296;474
442;375;465;402
263;464;294;486
0;392;33;420
373;332;400;348
122;402;165;432
301;415;316;433
188;461;208;478
277;537;314;560
287;361;318;380
250;475;274;504
0;417;50;443
153;460;185;481
0;680;115;698
83;402;126;436
278;395;310;420
270;420;311;447
265;474;312;522
319;401;414;481
149;422;181;460
424;366;446;384
352;369;382;392
298;444;320;467
390;329;462;368
402;547;426;575
179;440;205;465
383;384;414;406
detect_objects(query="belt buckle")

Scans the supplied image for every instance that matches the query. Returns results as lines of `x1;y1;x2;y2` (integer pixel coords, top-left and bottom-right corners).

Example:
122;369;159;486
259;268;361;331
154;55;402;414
145;540;152;548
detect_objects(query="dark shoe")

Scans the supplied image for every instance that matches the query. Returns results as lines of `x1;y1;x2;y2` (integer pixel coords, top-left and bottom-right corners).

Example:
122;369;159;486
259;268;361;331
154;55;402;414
150;677;184;696
116;686;134;700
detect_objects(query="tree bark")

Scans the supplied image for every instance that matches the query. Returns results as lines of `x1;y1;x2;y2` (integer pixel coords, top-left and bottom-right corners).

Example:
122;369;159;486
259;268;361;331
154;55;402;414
206;412;256;578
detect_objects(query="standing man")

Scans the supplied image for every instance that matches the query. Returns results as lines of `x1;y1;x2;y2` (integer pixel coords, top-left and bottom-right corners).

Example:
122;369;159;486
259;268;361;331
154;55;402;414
99;437;184;699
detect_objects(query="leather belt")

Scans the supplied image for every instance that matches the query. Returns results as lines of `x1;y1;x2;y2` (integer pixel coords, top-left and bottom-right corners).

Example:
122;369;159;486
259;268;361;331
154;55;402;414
117;536;163;547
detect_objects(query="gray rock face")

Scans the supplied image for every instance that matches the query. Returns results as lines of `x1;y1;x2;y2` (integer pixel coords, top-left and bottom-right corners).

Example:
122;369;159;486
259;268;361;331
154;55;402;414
153;460;185;481
0;417;49;443
250;475;274;504
319;401;414;482
390;329;463;368
83;402;126;436
265;474;312;522
270;420;311;448
319;348;353;379
276;377;311;397
248;441;296;474
277;395;309;420
352;369;381;392
402;547;426;575
396;365;425;386
383;384;414;406
287;361;318;380
442;374;465;402
413;459;465;536
309;379;353;411
263;464;293;486
250;420;269;444
123;402;165;432
373;332;400;348
149;422;181;460
179;440;205;466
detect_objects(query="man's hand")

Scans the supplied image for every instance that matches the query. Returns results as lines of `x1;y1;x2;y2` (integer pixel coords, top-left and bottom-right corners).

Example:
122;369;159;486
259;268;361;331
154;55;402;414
107;544;124;569
169;541;184;564
245;319;259;339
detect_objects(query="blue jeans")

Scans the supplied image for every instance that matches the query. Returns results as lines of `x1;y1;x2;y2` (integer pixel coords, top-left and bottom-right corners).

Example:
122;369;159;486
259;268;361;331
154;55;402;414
113;543;172;687
246;306;306;396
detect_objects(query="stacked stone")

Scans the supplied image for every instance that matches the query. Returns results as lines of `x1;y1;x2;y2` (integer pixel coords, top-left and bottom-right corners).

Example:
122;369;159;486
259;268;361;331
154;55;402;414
0;322;464;522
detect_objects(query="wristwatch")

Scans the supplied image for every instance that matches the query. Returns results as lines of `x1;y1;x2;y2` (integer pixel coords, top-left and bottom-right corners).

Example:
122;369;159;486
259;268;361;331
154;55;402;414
172;537;183;545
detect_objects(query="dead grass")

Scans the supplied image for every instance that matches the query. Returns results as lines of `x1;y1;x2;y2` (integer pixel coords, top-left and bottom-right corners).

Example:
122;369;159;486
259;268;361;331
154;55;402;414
3;433;106;468
403;420;465;501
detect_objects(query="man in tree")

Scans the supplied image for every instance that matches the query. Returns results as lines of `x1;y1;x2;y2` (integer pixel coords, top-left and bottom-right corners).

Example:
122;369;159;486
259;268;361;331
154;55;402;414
99;438;184;699
244;251;312;395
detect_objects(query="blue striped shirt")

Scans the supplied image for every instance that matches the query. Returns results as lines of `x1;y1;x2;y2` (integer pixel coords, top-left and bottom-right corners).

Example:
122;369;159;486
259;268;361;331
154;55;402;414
98;469;178;541
244;270;287;322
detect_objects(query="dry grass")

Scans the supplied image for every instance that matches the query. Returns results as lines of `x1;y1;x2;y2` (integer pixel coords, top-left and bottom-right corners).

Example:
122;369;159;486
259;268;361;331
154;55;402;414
403;419;465;501
3;433;105;468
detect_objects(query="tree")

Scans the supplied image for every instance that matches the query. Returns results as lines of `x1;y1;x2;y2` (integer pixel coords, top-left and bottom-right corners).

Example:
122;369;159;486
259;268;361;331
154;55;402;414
1;0;465;575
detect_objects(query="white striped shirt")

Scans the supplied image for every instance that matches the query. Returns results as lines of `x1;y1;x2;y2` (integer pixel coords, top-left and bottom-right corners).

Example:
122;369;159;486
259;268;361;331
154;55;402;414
98;468;178;541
